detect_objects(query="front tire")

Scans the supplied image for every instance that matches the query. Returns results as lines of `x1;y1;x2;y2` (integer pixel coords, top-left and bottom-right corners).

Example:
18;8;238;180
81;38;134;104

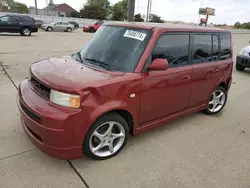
67;27;72;32
47;27;53;32
83;113;129;160
203;86;227;115
236;63;245;71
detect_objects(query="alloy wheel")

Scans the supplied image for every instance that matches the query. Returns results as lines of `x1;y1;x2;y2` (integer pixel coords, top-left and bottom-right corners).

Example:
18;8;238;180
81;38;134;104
89;121;125;158
208;90;226;113
23;28;31;36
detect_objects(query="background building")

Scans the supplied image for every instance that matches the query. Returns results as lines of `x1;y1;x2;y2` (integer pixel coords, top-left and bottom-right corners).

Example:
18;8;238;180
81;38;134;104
29;0;77;17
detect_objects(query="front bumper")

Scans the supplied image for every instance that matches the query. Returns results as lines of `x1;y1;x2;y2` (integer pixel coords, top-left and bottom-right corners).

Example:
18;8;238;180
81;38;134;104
83;27;89;32
17;79;83;160
236;55;250;67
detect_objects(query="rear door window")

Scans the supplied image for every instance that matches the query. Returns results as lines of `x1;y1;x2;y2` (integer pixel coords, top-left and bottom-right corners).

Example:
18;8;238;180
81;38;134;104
10;17;18;24
192;34;212;64
220;33;231;60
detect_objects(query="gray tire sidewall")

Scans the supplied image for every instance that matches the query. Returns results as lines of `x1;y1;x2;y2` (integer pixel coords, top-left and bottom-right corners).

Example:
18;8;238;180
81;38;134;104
83;112;129;160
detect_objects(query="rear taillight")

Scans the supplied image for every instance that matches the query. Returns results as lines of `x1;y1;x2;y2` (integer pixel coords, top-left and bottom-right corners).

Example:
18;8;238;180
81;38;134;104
35;23;38;28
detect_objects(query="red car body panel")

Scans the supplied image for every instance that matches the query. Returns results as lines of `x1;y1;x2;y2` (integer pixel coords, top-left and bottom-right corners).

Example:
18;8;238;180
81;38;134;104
17;23;233;160
83;22;102;32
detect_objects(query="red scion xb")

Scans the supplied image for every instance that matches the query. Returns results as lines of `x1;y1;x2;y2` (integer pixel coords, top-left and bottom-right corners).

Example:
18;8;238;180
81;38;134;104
17;22;233;160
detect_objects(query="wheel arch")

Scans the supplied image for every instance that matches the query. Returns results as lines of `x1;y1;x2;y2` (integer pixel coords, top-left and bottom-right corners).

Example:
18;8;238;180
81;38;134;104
21;25;31;29
90;108;134;136
218;79;231;92
47;26;53;30
21;26;31;32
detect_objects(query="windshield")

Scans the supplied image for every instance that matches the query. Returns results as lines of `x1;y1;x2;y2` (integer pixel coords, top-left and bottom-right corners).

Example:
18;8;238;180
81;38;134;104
75;25;152;72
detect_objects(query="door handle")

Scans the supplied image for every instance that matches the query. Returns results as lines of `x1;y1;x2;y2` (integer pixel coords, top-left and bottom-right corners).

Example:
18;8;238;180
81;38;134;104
182;75;190;80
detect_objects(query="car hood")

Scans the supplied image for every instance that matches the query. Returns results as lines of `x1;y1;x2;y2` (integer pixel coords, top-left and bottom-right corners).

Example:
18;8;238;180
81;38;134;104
242;46;250;52
30;56;123;92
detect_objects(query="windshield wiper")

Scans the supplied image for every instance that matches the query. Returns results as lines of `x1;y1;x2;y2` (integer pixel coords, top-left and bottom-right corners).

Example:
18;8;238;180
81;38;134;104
77;52;83;63
73;52;83;63
84;58;111;71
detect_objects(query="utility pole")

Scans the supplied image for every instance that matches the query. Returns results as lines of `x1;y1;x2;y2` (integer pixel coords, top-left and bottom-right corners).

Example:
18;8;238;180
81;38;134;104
46;0;48;16
197;0;203;24
128;0;135;22
146;0;151;22
34;0;38;15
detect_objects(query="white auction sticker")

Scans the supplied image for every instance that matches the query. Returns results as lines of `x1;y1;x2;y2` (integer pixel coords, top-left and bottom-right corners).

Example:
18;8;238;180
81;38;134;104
123;30;147;41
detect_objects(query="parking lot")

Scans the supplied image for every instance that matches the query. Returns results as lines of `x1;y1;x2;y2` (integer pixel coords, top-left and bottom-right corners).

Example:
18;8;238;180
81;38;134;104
1;29;250;188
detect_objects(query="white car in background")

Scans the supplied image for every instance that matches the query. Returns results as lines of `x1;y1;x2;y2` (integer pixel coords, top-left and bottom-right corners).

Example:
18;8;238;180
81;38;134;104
236;45;250;71
41;21;75;32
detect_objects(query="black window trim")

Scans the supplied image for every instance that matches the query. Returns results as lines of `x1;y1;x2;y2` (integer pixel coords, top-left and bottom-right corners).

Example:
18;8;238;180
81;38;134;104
142;31;231;72
212;34;220;61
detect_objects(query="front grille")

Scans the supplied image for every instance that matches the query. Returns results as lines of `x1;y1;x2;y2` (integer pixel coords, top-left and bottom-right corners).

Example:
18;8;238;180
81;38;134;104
20;101;41;123
30;76;51;99
241;58;250;66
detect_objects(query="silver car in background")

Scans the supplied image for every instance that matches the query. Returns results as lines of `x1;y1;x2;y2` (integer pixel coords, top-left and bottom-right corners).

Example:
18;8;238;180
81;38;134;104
41;21;75;32
236;44;250;71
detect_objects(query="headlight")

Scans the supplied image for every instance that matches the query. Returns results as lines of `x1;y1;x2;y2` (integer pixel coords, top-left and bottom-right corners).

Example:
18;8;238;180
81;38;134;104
238;50;249;56
50;90;80;108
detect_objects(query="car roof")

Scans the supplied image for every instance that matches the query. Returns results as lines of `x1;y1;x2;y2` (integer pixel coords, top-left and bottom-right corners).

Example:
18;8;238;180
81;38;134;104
104;22;229;32
5;14;32;18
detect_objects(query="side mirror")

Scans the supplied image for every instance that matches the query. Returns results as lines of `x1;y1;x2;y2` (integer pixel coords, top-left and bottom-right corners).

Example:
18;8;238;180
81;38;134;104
148;58;168;71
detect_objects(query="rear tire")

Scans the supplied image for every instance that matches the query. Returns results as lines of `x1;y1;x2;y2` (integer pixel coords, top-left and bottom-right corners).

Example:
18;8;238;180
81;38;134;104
21;28;31;36
236;63;245;71
89;27;95;33
83;112;129;160
67;27;72;32
203;86;227;115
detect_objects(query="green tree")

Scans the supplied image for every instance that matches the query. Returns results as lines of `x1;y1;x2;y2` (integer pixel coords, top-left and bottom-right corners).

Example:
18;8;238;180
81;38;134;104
80;0;111;20
9;2;28;13
241;22;250;29
149;14;164;23
134;13;144;22
71;11;80;18
111;0;128;21
234;21;241;28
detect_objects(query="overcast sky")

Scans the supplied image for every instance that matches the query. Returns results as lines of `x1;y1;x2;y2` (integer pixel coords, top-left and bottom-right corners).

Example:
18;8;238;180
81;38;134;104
15;0;249;25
